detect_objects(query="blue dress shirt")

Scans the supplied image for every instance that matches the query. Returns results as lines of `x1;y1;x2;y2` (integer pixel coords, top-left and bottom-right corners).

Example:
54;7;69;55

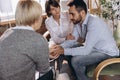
61;13;119;56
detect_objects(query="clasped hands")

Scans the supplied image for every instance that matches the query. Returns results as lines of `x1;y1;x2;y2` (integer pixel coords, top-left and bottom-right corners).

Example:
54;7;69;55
49;45;64;59
49;33;84;59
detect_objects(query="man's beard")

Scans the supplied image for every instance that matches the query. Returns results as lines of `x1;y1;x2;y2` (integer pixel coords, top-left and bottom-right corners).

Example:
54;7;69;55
72;20;80;24
72;15;82;24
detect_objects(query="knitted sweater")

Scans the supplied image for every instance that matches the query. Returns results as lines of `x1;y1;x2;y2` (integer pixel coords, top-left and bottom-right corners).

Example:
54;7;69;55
0;28;50;80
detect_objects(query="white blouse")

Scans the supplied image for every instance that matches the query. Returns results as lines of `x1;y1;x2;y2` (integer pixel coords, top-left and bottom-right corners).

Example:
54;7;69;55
45;12;73;47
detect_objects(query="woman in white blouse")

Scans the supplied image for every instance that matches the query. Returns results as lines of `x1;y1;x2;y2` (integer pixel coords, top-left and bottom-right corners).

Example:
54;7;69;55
45;0;74;79
45;0;73;48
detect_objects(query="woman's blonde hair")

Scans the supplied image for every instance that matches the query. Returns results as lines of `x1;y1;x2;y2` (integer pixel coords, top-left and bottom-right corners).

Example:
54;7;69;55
15;0;42;26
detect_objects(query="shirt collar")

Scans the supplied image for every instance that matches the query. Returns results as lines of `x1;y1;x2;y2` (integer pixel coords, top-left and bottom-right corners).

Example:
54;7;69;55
82;13;90;27
12;25;34;31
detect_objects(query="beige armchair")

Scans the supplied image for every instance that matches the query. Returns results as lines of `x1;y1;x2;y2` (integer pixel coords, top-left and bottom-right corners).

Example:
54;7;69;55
87;56;120;80
43;31;50;41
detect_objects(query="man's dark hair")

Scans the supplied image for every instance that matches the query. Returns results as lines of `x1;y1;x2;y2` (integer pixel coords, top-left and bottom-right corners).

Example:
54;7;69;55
45;0;60;17
68;0;87;13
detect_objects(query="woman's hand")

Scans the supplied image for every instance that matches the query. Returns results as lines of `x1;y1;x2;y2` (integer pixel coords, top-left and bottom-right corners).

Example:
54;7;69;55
66;33;75;40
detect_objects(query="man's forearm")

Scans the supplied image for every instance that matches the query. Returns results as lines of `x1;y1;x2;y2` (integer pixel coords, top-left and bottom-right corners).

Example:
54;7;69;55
60;40;79;48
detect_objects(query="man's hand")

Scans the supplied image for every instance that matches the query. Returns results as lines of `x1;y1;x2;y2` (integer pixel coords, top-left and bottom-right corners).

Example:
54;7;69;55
49;45;59;59
66;33;75;40
77;38;85;45
49;45;64;59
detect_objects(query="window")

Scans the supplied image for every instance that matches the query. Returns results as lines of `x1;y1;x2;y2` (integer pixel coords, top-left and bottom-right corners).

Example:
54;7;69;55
0;0;46;22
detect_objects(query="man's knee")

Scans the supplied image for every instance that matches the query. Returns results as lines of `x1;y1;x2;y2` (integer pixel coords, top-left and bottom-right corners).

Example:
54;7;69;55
71;56;80;68
71;56;87;68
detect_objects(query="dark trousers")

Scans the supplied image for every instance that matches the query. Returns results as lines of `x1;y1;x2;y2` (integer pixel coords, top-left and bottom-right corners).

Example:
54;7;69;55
37;69;53;80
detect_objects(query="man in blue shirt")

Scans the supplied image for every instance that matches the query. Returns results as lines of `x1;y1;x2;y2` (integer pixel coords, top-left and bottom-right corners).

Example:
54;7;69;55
50;0;119;80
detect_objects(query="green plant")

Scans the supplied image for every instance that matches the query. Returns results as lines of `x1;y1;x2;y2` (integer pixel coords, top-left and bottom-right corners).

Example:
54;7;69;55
100;0;120;28
100;0;120;20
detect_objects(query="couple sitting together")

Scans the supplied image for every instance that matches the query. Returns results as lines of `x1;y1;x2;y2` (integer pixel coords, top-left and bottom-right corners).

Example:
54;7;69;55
45;0;119;80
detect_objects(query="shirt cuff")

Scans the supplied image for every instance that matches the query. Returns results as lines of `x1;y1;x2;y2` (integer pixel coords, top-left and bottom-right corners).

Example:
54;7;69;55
64;48;72;55
60;40;78;48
